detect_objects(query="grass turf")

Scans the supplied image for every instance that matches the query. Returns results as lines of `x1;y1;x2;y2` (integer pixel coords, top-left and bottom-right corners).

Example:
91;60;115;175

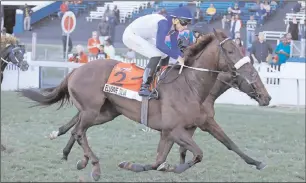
1;91;305;182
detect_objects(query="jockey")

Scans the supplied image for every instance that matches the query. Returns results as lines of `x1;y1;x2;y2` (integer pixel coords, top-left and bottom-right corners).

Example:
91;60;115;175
191;22;211;43
122;6;192;97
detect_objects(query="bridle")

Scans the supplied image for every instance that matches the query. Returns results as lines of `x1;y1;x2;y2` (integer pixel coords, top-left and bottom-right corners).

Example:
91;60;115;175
1;45;24;70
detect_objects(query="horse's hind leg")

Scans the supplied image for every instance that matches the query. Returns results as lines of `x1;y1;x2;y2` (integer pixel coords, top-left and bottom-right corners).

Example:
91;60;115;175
166;127;203;174
200;118;266;170
72;100;119;181
118;130;174;172
49;112;80;141
62;135;76;160
61;101;119;162
179;127;197;164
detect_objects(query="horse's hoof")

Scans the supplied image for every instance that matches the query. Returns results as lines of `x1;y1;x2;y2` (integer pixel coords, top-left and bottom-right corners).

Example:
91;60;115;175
157;162;169;171
91;171;101;181
118;161;127;169
256;162;267;170
49;131;59;140
173;163;190;174
61;156;68;161
76;160;86;170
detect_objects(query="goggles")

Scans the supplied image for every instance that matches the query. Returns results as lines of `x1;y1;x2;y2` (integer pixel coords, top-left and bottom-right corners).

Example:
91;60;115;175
178;18;191;26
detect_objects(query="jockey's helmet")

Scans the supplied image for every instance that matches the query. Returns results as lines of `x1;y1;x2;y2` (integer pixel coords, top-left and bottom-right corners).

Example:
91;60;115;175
170;7;192;26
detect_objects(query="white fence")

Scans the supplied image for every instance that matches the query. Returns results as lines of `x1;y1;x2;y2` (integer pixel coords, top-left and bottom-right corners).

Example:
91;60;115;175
2;52;305;107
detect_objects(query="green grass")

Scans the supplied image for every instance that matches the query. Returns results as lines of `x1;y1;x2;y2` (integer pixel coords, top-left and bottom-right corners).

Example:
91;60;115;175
1;91;305;182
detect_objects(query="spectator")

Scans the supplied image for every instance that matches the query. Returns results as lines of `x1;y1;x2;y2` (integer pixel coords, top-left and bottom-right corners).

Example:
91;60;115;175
124;48;136;60
270;1;278;6
255;3;267;26
206;4;216;16
293;2;302;13
104;5;114;19
58;1;69;19
68;45;88;63
231;3;241;16
251;32;273;64
193;7;204;24
263;1;271;16
62;31;73;59
113;5;120;24
98;17;110;45
104;37;115;59
23;4;33;31
274;35;291;65
286;32;293;43
222;7;232;30
87;31;100;57
230;15;241;39
246;15;257;48
97;45;110;59
235;38;246;56
147;2;152;8
286;16;299;40
299;19;306;57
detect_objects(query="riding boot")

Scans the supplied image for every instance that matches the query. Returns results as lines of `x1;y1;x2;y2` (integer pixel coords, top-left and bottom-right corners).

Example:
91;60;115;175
138;56;161;97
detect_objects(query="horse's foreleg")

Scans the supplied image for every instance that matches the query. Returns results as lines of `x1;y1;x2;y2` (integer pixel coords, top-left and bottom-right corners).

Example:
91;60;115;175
178;127;197;164
202;118;266;170
118;130;174;172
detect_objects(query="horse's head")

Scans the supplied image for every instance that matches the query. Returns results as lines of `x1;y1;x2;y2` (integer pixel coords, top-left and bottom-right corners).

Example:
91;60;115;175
2;44;29;71
218;72;271;106
212;29;271;106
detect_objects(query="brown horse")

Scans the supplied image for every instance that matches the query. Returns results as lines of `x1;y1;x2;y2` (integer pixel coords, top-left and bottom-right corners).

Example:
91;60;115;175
50;70;270;171
20;30;271;181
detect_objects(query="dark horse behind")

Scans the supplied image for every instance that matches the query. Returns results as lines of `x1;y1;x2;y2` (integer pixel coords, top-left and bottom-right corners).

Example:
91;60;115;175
20;29;271;181
1;44;29;83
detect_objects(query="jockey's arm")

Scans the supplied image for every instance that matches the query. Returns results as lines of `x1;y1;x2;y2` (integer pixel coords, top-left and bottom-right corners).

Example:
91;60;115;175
156;20;183;60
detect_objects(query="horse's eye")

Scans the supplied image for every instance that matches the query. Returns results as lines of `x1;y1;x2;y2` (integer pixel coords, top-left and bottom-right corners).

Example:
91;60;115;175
228;51;233;54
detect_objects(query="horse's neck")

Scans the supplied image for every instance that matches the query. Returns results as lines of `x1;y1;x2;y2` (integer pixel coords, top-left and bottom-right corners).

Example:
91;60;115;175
206;78;231;103
184;67;218;102
184;50;220;102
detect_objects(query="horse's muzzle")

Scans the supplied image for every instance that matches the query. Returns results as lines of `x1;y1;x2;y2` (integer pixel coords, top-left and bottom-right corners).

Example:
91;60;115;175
19;61;29;71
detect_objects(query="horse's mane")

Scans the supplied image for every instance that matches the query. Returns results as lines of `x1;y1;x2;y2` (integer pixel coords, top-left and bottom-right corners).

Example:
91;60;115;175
184;30;228;66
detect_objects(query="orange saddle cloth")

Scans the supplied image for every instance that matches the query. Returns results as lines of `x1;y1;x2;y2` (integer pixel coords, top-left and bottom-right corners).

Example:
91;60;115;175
103;62;167;101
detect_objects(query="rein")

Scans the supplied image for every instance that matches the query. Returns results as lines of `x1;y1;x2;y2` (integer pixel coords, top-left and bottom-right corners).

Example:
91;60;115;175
157;37;232;86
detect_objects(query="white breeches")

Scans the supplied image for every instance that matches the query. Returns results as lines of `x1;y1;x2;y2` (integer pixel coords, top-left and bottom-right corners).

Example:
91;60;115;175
122;27;167;59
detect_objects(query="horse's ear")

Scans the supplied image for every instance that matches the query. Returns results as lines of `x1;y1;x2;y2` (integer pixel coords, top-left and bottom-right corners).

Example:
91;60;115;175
212;28;221;42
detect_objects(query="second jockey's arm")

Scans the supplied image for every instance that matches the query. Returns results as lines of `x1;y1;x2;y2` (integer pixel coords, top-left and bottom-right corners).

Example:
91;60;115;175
156;20;183;60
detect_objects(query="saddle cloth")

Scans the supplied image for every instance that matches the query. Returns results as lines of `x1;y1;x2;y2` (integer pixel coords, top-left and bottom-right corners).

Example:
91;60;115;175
103;62;167;101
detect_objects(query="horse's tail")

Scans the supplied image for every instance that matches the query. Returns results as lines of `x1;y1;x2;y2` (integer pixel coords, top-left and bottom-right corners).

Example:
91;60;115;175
20;69;75;109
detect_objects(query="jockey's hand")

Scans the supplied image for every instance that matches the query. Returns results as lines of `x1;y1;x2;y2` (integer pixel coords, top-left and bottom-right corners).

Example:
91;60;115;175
177;56;185;65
